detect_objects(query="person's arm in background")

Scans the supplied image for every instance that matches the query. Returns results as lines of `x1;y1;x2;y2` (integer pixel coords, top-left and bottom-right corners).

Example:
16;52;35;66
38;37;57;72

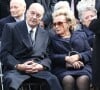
50;0;58;12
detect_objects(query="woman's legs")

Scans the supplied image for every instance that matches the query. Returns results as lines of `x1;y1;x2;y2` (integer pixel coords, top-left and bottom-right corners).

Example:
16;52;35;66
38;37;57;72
76;75;90;90
62;75;75;90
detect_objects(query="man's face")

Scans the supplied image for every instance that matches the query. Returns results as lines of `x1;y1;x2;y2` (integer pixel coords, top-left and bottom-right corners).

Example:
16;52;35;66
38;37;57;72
10;1;25;18
26;5;43;28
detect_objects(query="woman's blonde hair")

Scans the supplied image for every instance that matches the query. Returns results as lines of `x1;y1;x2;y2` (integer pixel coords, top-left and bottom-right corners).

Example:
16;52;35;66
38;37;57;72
52;8;77;30
54;1;70;11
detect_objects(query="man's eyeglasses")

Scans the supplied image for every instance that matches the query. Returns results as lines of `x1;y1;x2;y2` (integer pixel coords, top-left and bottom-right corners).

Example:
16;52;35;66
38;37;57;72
53;21;67;27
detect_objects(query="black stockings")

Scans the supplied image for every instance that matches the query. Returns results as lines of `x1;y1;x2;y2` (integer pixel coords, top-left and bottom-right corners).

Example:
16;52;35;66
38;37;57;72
76;75;90;90
62;75;75;90
62;75;90;90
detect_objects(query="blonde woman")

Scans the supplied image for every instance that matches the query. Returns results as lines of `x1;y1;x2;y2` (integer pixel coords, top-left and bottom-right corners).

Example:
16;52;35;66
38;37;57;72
49;8;92;90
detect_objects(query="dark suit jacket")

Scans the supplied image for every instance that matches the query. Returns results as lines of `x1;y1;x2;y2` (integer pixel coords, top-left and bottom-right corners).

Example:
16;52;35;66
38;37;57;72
81;25;95;48
89;18;100;87
95;0;100;18
0;15;16;40
0;21;62;90
1;20;51;70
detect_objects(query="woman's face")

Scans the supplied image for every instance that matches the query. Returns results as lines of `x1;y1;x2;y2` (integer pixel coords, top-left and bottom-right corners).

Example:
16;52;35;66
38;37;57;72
53;15;70;36
82;10;97;27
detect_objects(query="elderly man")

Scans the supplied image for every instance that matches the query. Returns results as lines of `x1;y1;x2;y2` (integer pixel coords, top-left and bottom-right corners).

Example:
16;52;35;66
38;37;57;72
0;3;62;90
0;0;26;40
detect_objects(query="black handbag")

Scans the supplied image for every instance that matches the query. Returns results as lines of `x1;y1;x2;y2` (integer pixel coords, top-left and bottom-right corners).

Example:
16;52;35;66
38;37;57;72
66;51;79;69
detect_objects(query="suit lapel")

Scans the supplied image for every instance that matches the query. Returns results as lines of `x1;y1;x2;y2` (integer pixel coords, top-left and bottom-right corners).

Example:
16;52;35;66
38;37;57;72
18;22;46;52
18;21;33;48
9;16;16;22
33;27;46;52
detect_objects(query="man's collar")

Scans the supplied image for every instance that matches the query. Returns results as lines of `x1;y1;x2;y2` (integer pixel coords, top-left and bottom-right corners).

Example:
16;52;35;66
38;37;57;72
26;21;37;33
14;14;25;22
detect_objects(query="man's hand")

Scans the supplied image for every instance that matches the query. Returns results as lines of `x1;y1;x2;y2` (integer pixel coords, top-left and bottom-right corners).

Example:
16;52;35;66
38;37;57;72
16;60;44;73
25;63;44;73
16;61;34;71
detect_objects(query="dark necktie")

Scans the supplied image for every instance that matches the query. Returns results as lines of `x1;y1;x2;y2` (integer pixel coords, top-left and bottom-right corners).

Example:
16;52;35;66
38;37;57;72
29;30;34;44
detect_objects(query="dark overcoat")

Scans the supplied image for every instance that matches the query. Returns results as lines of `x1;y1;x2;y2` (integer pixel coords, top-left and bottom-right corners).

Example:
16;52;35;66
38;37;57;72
1;21;62;90
0;15;16;40
95;0;100;17
49;30;92;81
81;25;95;48
89;18;100;87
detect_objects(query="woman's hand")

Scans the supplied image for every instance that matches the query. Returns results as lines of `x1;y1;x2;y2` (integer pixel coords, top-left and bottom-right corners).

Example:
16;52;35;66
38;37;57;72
72;61;84;69
65;54;80;64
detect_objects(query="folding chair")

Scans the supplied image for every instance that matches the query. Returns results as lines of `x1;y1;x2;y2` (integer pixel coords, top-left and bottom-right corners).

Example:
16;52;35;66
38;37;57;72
0;63;47;90
0;60;4;90
0;41;4;90
0;41;47;90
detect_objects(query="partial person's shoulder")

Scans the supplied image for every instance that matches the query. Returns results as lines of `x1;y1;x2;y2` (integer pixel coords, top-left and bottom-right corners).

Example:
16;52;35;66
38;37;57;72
0;16;14;23
74;29;88;38
38;26;49;34
0;16;9;23
5;22;18;28
89;18;100;31
5;20;26;30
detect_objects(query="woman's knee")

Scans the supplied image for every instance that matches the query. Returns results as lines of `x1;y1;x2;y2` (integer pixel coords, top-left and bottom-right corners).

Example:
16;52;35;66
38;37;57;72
76;75;90;84
62;75;75;85
76;75;90;90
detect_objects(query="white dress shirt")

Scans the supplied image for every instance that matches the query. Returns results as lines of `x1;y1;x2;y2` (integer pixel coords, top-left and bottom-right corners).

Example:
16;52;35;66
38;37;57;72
26;21;37;42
